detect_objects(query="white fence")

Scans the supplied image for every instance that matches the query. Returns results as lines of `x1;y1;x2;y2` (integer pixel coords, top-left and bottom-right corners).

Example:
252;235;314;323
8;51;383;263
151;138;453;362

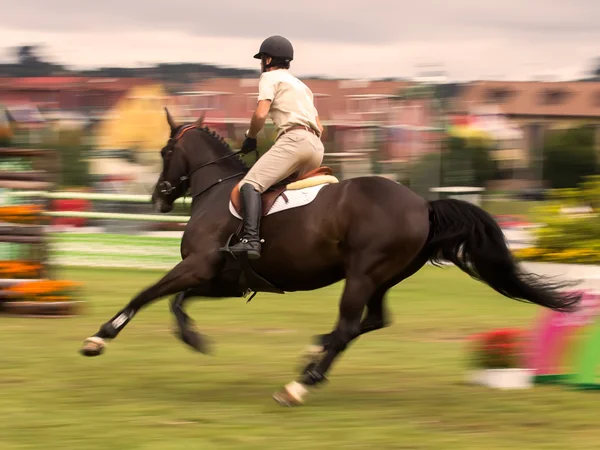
5;190;538;270
7;191;190;222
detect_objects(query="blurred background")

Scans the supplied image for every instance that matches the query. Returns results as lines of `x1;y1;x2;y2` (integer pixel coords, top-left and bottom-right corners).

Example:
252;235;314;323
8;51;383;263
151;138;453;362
0;1;598;243
0;0;599;231
1;1;600;448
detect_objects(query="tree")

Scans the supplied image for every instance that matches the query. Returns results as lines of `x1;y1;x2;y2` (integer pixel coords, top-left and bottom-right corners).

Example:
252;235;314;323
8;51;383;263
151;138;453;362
3;44;64;77
543;125;597;189
40;129;91;188
410;135;498;191
592;57;600;79
15;45;43;66
441;136;498;186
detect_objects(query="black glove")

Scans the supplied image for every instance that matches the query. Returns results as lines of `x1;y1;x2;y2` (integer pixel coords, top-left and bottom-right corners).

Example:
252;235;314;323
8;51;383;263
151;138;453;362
241;136;257;154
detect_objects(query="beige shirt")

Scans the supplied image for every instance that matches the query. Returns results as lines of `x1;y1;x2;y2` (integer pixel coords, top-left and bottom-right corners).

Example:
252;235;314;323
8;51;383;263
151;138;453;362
257;69;320;139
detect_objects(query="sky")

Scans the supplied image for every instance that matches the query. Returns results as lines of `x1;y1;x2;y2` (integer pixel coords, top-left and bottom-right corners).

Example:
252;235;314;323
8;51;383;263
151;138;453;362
0;0;598;81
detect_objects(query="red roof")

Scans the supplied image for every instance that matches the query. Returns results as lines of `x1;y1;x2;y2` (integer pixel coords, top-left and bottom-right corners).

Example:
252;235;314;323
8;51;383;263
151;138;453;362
455;80;600;118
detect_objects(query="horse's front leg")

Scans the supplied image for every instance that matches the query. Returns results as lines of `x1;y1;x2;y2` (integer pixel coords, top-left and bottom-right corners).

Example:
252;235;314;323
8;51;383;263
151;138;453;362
80;257;214;357
170;277;247;353
170;288;213;354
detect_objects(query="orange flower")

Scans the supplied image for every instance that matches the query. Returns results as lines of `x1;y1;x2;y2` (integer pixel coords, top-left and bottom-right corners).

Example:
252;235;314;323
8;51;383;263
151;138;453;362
33;295;71;303
0;205;42;216
0;205;44;224
7;279;81;296
0;261;42;278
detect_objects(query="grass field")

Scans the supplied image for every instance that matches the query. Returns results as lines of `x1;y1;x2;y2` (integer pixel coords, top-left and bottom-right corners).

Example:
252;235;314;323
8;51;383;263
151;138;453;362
1;265;599;450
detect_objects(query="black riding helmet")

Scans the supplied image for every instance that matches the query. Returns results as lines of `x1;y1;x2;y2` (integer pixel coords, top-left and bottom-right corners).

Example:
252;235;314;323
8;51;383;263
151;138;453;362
254;35;294;61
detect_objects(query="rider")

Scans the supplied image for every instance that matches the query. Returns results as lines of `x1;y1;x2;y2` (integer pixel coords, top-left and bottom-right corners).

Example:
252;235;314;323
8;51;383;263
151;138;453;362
224;35;325;260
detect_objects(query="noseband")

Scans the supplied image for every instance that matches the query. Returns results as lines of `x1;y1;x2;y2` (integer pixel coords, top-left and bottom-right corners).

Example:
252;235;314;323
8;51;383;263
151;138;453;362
159;124;246;198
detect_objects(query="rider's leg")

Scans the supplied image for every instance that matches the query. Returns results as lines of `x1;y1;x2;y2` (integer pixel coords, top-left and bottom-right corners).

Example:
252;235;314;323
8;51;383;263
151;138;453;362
226;130;323;258
242;130;323;193
229;183;262;260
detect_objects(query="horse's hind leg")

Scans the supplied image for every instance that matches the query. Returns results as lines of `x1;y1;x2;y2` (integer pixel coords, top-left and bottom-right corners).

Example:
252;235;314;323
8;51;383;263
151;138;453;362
306;250;430;358
301;287;390;369
286;251;431;405
274;275;374;406
80;257;212;357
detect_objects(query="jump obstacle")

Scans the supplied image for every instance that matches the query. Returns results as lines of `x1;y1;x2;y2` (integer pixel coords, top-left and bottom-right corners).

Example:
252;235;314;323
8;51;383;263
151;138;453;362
0;147;81;316
527;289;600;389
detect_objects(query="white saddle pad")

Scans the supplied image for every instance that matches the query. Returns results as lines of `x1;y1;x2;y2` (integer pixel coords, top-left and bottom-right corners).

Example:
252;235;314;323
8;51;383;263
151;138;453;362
229;183;330;220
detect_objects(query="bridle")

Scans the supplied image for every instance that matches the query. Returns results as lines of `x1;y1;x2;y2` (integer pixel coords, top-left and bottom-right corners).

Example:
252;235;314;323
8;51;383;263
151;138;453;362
158;124;247;199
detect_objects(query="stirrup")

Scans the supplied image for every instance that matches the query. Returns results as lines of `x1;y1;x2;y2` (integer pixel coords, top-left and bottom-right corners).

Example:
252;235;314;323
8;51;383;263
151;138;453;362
229;238;261;250
239;238;264;245
219;232;264;255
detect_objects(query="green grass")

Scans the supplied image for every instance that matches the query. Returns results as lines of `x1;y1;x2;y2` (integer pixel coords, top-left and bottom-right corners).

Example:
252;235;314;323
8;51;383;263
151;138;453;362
1;266;599;449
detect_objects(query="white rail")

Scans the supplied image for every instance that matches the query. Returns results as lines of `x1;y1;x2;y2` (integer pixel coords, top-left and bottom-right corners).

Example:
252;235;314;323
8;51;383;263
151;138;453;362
43;211;189;222
7;191;188;204
6;191;190;222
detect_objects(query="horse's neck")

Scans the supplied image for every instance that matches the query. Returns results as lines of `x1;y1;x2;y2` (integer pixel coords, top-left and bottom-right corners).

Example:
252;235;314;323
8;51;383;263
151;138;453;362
190;176;239;216
190;160;241;190
186;138;246;211
189;159;243;210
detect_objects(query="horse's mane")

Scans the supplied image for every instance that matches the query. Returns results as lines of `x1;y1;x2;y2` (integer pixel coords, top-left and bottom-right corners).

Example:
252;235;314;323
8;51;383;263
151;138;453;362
177;123;249;172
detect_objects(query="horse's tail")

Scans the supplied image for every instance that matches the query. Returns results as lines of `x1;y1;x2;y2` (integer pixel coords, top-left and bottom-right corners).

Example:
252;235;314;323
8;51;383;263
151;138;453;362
426;198;581;312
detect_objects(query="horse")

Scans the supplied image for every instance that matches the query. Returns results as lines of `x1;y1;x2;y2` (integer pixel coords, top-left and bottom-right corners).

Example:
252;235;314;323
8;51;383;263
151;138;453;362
80;110;581;406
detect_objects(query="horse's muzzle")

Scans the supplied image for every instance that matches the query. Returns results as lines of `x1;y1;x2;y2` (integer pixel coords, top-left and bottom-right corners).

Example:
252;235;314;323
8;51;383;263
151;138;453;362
151;194;173;214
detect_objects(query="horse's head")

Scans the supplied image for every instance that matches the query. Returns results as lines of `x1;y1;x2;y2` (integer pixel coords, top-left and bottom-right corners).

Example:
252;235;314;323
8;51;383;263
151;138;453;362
151;108;247;213
151;108;205;213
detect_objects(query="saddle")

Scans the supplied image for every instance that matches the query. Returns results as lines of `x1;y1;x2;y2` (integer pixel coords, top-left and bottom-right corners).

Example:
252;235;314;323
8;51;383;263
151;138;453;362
230;166;337;217
222;166;338;301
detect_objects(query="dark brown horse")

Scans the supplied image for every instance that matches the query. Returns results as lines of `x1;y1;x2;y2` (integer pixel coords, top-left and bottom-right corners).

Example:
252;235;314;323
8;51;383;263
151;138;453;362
80;111;580;406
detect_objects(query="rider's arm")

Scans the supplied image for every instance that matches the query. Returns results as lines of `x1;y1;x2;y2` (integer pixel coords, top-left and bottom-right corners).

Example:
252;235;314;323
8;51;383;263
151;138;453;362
247;100;272;138
247;74;276;139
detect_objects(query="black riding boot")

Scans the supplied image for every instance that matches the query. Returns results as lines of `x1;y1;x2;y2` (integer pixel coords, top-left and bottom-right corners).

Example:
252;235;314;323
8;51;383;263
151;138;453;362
227;183;262;259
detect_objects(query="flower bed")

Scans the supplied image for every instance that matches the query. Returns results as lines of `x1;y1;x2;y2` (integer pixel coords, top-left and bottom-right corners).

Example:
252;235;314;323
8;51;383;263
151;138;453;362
0;278;83;316
0;260;42;278
467;328;534;389
0;205;44;224
513;248;600;265
511;176;600;265
4;279;81;301
469;328;527;369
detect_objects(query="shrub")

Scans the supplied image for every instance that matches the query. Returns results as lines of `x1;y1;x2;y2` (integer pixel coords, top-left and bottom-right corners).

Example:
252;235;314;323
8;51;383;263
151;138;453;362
543;126;597;189
513;175;600;264
468;329;527;369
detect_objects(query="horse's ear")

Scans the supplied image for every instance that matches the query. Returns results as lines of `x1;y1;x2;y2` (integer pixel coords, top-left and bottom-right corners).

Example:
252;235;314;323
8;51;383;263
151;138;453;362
194;114;205;128
165;107;177;131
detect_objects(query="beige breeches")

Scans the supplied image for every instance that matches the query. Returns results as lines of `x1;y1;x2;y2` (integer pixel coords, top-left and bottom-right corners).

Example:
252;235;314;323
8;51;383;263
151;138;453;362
241;129;324;193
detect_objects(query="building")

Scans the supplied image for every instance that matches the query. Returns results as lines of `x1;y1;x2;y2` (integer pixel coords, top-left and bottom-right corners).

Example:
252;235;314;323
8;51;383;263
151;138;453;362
0;77;161;122
0;77;172;192
454;81;600;182
170;77;444;179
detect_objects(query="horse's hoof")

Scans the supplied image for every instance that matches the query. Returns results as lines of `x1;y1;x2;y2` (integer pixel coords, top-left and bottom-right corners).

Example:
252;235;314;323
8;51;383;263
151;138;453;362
80;337;106;357
177;326;211;354
185;332;211;354
272;381;308;407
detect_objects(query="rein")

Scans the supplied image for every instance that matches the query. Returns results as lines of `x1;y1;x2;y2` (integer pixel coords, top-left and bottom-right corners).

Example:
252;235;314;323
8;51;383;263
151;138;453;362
159;124;248;199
